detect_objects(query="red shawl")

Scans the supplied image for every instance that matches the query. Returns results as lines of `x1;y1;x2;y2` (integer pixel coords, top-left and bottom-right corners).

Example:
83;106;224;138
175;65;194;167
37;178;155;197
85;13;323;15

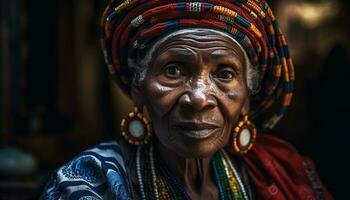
242;134;334;200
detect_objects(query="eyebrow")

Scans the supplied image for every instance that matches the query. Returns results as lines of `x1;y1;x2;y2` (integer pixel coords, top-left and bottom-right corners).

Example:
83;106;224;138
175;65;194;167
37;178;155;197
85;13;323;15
210;49;241;58
157;46;244;67
159;47;195;57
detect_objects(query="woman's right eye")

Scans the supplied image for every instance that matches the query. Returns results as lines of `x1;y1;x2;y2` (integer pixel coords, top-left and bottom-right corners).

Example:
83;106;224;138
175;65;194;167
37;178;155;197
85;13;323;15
163;64;182;78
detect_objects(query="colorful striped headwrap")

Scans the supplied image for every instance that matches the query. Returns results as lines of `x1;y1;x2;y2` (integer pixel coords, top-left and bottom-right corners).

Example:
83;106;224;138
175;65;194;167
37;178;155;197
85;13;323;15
100;0;295;129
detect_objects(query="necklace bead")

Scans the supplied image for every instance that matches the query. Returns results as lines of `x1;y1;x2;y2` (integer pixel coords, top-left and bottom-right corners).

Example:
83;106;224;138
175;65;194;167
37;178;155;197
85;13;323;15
149;145;160;200
136;143;249;200
222;150;249;200
136;146;146;200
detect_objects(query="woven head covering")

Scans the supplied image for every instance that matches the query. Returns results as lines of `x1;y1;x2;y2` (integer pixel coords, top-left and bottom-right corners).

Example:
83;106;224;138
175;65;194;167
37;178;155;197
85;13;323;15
100;0;295;129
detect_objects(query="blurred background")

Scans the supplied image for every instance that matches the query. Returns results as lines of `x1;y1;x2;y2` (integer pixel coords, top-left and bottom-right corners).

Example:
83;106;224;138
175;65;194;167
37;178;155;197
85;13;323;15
1;0;349;199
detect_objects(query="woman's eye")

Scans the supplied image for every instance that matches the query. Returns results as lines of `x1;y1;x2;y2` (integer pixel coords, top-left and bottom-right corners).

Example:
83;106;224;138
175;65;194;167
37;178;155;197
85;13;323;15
164;64;182;78
215;69;236;81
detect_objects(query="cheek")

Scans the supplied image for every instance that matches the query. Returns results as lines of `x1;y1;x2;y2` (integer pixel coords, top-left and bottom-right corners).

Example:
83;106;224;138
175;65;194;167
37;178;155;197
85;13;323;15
216;82;248;126
143;78;182;117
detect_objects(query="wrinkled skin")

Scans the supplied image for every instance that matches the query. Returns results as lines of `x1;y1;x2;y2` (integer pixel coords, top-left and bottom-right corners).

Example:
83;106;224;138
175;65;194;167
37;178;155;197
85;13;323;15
131;31;250;200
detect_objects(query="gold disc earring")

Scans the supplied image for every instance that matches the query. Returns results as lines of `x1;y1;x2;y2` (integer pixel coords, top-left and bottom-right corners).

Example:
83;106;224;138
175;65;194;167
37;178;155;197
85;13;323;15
120;106;152;145
230;115;257;154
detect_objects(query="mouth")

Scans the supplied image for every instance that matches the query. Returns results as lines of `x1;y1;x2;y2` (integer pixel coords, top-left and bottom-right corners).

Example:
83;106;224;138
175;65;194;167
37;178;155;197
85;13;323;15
172;122;221;139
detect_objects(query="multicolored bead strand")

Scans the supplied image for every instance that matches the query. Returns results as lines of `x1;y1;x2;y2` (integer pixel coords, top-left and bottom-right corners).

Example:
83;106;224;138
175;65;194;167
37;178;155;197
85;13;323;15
155;147;192;200
221;153;244;199
136;143;249;199
212;155;228;199
149;145;160;200
136;145;146;200
212;151;246;199
222;150;249;200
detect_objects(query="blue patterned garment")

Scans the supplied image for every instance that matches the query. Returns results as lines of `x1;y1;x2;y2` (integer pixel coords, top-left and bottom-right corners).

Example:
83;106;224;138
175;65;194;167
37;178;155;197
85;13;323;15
40;141;132;200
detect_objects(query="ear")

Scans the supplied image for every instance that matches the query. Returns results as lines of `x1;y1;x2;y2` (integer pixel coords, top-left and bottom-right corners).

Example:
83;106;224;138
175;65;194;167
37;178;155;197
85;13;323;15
241;96;250;116
130;84;145;107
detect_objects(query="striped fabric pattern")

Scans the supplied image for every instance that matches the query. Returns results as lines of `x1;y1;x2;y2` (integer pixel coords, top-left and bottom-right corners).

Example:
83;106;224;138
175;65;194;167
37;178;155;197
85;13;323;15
40;141;132;200
100;0;295;129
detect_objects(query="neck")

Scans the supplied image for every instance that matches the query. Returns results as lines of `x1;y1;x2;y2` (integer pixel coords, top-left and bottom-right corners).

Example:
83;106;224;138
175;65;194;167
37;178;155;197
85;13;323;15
155;140;218;199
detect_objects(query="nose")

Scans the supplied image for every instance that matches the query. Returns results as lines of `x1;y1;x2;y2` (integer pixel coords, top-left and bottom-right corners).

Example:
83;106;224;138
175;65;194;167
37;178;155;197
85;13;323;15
179;78;217;111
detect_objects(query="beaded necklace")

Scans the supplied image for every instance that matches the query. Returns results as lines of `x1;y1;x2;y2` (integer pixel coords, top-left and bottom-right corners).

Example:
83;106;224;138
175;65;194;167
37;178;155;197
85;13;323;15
136;144;249;200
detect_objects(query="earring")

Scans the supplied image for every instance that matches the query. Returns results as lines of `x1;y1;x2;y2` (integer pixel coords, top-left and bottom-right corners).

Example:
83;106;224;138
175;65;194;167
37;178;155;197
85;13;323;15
120;106;152;145
230;115;257;154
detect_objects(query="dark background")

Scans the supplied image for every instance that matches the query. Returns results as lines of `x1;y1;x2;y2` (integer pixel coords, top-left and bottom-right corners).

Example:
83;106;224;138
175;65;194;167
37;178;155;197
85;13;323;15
1;0;349;199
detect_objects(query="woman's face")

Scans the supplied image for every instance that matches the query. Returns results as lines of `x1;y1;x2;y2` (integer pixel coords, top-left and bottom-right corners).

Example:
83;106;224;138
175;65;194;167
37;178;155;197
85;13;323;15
134;32;249;158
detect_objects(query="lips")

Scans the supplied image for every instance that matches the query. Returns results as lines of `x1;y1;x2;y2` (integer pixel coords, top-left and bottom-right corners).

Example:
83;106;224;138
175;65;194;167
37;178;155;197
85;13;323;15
172;122;221;139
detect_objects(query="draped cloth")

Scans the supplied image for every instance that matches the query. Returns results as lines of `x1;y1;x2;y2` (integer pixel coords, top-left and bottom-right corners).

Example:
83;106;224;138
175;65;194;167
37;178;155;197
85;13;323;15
243;134;334;200
41;135;333;200
40;142;132;200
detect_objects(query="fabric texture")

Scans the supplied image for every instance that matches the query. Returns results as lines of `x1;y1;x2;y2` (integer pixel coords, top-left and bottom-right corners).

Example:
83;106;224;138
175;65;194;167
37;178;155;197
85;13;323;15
41;136;333;200
40;141;131;200
242;134;334;200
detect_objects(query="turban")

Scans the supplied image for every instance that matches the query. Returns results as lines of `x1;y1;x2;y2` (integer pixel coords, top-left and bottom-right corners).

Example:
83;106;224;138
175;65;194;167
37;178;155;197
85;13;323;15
100;0;295;129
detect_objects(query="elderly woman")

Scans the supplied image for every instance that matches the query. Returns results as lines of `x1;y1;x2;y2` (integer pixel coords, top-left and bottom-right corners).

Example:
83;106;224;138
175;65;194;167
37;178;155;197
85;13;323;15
41;0;333;199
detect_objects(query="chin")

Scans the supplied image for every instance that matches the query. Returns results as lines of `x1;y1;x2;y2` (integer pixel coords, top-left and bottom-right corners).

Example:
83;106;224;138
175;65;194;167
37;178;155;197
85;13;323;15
166;136;228;159
154;125;231;159
180;146;220;158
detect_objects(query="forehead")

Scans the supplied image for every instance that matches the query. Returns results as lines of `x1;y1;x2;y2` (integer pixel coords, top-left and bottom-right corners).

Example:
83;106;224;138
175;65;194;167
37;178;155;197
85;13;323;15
155;31;246;60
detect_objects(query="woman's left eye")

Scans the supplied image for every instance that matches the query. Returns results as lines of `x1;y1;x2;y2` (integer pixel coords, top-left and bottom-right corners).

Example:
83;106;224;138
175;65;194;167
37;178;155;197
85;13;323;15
214;68;236;81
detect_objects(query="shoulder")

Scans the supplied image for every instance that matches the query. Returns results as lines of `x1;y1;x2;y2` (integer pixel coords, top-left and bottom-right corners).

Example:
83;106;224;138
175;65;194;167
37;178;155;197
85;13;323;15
251;133;302;160
40;141;132;200
242;133;334;200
